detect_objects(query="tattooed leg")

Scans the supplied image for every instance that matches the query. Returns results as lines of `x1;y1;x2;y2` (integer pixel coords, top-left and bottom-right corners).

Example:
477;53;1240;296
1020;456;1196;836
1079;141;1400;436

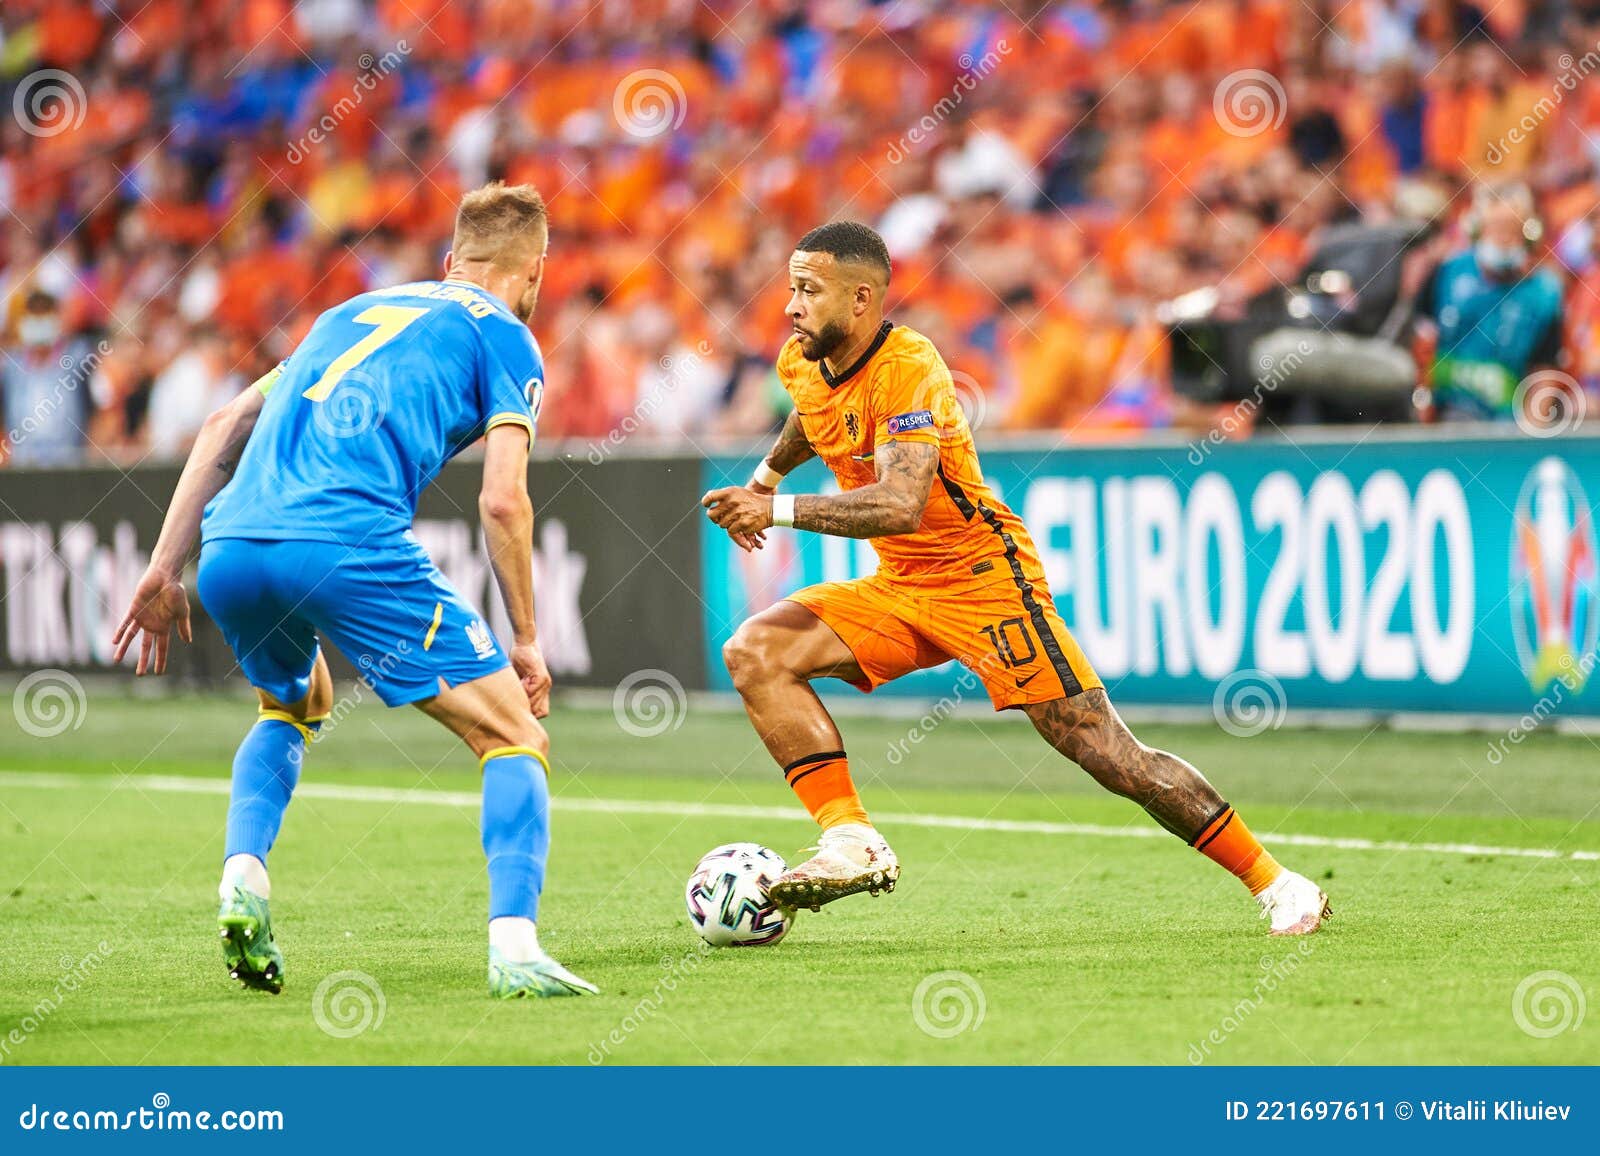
1023;689;1301;904
1022;689;1225;842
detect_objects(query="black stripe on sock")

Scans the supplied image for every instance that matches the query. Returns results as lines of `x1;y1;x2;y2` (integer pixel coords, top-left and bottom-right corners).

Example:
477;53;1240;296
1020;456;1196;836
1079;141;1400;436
1194;809;1237;853
780;746;844;774
1190;801;1232;847
786;766;826;789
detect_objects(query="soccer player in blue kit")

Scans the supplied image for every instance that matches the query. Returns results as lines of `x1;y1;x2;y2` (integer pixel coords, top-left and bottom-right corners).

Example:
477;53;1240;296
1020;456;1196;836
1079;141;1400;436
111;183;596;999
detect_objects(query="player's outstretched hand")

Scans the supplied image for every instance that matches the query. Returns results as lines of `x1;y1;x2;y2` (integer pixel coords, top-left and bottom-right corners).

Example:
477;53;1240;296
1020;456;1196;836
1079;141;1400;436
728;480;773;551
111;566;193;676
701;485;773;551
510;642;552;718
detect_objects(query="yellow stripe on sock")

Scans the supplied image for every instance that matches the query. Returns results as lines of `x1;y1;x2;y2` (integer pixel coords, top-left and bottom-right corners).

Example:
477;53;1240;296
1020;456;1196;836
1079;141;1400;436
257;708;316;744
480;746;550;776
422;602;444;651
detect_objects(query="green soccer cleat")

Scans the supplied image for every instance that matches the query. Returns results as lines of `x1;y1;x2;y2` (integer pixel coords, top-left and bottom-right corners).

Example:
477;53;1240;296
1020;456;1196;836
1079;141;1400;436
488;947;598;999
217;886;284;994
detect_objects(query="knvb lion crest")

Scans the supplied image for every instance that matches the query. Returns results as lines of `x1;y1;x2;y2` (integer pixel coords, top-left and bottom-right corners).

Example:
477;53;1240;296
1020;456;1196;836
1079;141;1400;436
844;409;861;442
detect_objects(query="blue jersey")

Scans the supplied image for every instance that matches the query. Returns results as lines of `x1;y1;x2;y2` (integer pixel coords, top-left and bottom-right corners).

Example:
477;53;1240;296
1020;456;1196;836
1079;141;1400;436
1427;252;1563;417
203;279;543;546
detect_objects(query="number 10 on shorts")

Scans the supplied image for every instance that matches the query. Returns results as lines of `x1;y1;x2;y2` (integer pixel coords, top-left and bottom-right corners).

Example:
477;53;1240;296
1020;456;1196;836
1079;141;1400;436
980;617;1036;669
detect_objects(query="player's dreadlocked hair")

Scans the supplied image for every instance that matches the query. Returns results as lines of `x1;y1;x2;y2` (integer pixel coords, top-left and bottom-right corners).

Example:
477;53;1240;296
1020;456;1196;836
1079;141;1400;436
453;182;548;270
794;221;892;285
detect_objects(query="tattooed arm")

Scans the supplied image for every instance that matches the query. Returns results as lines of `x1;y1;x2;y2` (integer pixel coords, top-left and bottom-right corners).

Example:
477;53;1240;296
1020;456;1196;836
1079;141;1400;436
702;438;938;541
759;408;817;481
793;438;937;538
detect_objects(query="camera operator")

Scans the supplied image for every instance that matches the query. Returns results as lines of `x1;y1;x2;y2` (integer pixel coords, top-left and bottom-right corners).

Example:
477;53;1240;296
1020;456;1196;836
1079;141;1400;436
1417;185;1567;423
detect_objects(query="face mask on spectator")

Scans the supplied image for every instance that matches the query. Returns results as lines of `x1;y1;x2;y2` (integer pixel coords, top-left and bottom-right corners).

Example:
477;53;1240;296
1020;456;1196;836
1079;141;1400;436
17;315;61;347
1475;240;1526;279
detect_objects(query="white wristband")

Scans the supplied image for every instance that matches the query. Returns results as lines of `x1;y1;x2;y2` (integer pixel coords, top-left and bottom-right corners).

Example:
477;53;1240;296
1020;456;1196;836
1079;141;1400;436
752;459;785;488
771;494;796;528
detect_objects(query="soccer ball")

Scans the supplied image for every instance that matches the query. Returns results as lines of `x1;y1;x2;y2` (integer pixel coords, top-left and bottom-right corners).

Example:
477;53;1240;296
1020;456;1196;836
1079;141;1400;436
685;843;792;947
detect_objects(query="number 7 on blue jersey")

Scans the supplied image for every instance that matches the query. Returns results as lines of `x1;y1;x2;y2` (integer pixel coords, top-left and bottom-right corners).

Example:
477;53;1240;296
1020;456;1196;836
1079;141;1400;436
302;305;429;402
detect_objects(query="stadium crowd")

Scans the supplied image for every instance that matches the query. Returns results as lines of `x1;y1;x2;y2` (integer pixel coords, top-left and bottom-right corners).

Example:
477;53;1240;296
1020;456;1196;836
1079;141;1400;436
3;0;1600;465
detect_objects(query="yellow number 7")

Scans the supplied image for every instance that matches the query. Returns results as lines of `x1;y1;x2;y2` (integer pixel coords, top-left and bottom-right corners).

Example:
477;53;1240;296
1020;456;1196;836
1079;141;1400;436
302;304;429;402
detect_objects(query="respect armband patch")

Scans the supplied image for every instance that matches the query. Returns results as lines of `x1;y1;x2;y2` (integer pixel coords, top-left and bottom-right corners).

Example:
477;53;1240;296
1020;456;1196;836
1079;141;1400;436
886;409;935;435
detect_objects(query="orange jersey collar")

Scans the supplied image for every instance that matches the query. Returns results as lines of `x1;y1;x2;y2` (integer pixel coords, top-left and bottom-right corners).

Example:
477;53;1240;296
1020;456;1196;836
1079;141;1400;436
820;320;895;389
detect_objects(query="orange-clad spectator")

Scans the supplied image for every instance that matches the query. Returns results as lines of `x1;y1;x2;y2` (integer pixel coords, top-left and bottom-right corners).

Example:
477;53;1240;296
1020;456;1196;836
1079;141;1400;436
1464;51;1550;175
118;0;185;65
1342;111;1402;203
1564;226;1600;398
214;225;313;337
37;0;102;68
999;277;1138;431
237;0;297;57
3;0;1596;464
376;0;474;59
1219;0;1287;74
1422;50;1476;174
1000;303;1092;431
836;40;913;121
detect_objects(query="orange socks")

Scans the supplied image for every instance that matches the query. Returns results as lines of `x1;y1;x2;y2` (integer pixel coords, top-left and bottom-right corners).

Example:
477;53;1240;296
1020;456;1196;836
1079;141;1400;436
784;750;869;830
1192;804;1282;895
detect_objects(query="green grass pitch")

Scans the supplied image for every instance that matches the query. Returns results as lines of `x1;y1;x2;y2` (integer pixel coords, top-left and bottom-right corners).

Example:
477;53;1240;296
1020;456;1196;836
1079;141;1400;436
1;690;1596;1066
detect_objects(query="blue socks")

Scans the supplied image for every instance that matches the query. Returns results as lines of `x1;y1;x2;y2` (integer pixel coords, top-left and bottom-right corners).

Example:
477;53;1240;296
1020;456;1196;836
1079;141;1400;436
222;723;549;924
224;715;315;863
480;749;551;921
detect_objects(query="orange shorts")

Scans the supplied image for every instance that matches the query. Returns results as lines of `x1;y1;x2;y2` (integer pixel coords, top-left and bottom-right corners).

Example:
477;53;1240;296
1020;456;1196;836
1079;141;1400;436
786;569;1103;711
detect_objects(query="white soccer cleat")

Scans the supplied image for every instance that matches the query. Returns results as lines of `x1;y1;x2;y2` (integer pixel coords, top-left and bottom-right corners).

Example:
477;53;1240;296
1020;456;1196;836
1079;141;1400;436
768;823;899;912
1256;869;1330;936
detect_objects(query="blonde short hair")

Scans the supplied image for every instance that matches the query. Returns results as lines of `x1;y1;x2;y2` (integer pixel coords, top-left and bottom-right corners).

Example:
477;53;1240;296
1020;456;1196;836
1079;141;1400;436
452;182;548;270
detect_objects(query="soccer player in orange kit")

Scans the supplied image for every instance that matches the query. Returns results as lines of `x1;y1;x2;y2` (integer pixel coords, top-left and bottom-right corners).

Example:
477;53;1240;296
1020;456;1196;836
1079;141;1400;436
701;222;1329;936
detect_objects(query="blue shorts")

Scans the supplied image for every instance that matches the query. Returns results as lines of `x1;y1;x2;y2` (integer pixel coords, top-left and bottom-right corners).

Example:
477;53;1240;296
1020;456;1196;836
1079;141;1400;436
196;536;509;708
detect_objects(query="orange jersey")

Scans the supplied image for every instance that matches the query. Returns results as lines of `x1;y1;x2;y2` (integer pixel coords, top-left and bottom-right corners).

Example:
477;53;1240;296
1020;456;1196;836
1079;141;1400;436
777;321;1041;584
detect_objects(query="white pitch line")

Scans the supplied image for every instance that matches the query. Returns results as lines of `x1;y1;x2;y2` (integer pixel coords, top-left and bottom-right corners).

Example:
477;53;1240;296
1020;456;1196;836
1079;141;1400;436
3;771;1597;862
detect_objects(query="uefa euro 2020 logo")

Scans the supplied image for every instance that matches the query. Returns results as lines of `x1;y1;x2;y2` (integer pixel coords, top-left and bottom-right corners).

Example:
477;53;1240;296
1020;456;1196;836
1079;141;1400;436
1510;456;1598;693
